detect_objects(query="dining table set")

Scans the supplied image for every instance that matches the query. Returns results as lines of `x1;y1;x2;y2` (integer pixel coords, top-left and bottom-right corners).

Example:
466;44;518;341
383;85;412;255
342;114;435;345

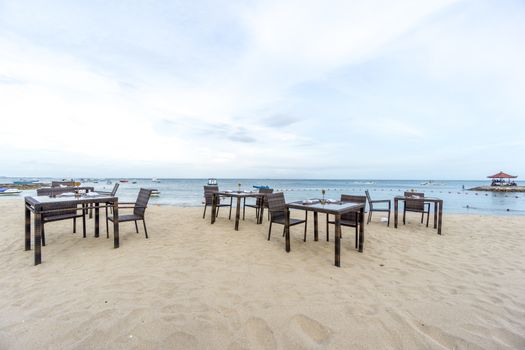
24;189;120;265
210;190;366;267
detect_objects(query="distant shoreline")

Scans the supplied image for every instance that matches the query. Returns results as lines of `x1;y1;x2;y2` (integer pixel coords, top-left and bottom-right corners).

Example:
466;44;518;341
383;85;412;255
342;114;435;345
468;186;525;193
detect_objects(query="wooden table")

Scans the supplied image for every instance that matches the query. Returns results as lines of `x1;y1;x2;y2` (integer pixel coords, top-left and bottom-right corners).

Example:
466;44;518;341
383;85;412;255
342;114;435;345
210;191;264;230
24;194;119;265
393;196;443;234
286;201;365;267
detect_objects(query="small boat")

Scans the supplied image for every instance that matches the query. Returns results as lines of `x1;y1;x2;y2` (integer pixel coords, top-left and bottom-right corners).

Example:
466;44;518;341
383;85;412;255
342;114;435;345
13;180;37;185
0;188;21;196
119;180;129;183
253;185;270;189
152;178;160;183
106;180;112;185
132;181;137;184
207;178;217;185
151;190;160;197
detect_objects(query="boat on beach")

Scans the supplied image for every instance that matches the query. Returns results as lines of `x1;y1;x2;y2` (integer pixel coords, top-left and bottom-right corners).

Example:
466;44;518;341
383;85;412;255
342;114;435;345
0;188;22;196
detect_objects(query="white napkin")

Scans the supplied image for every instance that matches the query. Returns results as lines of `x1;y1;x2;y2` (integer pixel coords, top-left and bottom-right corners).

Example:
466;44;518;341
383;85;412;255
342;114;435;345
59;192;75;196
224;190;232;193
326;199;338;204
86;192;100;197
302;199;320;204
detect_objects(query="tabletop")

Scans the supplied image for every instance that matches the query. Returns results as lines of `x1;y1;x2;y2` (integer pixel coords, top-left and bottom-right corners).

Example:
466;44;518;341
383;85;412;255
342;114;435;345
25;194;117;207
394;196;443;201
287;200;365;215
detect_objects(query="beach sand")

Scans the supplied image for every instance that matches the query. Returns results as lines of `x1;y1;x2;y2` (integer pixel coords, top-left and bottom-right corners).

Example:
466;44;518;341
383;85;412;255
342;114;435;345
0;199;524;349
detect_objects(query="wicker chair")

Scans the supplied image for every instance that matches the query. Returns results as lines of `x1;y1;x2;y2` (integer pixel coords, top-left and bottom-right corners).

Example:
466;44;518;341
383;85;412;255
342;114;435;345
365;190;391;226
267;192;307;241
326;195;366;249
107;188;153;238
36;188;86;246
202;185;232;219
243;188;273;221
403;191;430;227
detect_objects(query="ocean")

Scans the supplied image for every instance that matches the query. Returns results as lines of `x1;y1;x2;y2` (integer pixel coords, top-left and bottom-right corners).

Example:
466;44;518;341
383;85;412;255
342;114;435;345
1;178;524;215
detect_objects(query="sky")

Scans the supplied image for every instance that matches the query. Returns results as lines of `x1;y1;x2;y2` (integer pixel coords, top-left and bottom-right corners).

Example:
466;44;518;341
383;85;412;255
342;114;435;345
0;0;524;179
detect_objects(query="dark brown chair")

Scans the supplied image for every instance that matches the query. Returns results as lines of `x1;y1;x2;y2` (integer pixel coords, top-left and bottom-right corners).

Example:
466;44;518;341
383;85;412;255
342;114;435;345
243;188;273;221
403;191;430;227
202;185;232;219
36;188;86;246
267;192;307;241
365;190;391;226
107;188;152;238
326;195;366;249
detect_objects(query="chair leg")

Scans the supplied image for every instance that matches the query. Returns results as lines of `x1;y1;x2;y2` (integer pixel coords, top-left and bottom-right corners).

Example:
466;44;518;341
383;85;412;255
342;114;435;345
367;210;372;224
105;205;109;238
282;226;286;237
202;205;207;219
242;198;246;220
135;221;139;233
355;225;358;249
426;210;430;227
143;219;148;239
267;221;272;241
42;225;46;246
82;213;86;238
228;198;233;220
73;217;76;233
387;210;391;227
217;206;220;216
403;208;406;225
421;212;424;224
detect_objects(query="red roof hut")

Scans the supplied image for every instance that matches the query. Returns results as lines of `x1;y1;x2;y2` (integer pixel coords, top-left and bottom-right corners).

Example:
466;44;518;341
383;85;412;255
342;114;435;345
487;171;517;186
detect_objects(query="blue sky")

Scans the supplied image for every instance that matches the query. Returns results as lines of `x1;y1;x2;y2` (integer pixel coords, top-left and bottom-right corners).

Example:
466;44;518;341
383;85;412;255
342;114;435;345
0;0;524;179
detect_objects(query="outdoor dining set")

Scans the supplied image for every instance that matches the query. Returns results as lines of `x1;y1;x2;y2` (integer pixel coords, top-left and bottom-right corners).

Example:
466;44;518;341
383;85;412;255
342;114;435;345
204;185;444;267
22;180;443;267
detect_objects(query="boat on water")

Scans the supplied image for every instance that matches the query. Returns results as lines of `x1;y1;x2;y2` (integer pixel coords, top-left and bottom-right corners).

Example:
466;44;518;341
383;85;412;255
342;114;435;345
13;180;37;185
353;181;375;185
119;180;129;183
253;185;270;189
0;188;22;196
132;181;137;184
151;190;160;197
152;178;160;183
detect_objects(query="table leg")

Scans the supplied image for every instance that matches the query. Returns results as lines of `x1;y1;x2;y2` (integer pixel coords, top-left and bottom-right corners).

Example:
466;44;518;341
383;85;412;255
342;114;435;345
358;208;364;253
394;198;398;228
234;197;241;230
335;214;341;267
313;212;318;241
433;202;438;229
113;201;120;248
285;209;291;252
94;202;100;237
34;212;42;265
438;200;443;235
211;193;217;224
25;204;31;251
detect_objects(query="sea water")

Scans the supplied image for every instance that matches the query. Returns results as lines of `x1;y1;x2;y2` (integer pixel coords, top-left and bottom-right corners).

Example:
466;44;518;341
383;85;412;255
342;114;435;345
1;178;524;215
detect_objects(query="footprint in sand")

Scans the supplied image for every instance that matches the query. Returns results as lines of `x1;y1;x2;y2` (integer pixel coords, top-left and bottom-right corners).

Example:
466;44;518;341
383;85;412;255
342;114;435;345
162;331;199;348
288;314;332;347
245;317;277;350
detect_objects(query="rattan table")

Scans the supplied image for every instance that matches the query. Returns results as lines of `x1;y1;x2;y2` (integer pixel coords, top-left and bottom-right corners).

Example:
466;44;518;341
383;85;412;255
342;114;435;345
24;194;119;265
210;191;265;230
393;196;443;234
286;200;365;267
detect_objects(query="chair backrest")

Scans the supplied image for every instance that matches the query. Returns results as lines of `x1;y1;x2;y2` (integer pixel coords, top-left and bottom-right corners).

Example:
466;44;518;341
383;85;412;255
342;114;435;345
110;183;120;196
404;191;425;211
52;181;76;187
203;185;219;205
134;188;152;218
340;194;366;221
37;187;77;197
267;192;286;220
257;188;274;206
365;190;373;209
